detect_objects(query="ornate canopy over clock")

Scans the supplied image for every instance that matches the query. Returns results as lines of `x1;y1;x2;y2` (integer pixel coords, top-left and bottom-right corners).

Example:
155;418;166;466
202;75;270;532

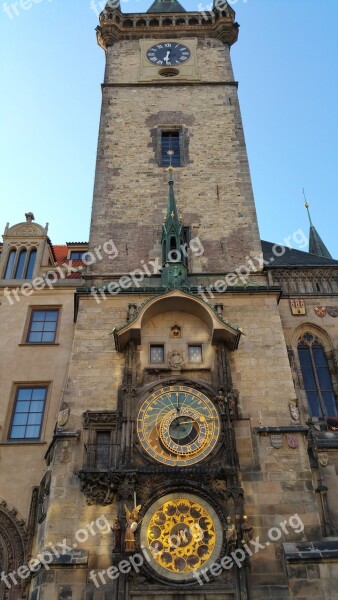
136;385;220;466
140;493;223;582
146;42;191;66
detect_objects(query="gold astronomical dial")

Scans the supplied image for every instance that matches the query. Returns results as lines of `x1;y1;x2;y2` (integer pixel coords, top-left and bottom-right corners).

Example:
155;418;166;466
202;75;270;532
140;494;223;582
136;385;220;466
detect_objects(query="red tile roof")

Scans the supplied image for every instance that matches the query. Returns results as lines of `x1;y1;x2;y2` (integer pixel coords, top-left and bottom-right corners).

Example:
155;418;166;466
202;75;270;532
51;245;85;280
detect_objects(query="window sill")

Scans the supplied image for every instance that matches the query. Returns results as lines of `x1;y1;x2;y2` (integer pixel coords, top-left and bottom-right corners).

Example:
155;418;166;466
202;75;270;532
0;441;47;446
19;343;60;347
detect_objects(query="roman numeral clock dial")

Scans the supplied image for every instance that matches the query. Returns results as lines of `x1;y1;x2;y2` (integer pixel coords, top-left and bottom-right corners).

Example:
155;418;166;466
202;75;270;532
146;43;191;66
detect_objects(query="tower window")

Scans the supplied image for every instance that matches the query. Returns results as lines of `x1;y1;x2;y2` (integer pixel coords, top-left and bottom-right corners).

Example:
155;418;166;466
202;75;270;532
150;345;165;363
297;333;337;417
161;132;181;167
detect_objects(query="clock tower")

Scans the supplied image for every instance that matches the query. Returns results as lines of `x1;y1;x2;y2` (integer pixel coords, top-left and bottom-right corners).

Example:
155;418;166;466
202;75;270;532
89;0;262;277
30;2;322;600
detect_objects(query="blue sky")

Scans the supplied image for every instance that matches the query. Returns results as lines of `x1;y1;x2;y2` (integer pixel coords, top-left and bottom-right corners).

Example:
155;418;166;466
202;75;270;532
1;0;338;257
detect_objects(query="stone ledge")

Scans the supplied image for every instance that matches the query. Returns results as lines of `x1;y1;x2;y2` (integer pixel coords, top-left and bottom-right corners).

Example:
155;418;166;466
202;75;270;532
254;426;308;435
283;539;338;562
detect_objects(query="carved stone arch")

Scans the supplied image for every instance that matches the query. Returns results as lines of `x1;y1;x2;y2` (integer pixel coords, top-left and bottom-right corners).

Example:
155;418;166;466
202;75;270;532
291;322;334;353
5;222;46;239
0;500;26;600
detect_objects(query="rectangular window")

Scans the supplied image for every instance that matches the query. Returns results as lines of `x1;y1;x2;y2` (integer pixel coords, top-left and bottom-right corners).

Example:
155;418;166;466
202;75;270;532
9;386;47;440
150;345;165;363
27;309;59;344
70;251;86;260
188;345;203;363
95;431;111;469
161;131;180;167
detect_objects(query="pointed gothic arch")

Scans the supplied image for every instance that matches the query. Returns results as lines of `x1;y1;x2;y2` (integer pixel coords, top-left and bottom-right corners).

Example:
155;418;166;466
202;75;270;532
0;501;26;600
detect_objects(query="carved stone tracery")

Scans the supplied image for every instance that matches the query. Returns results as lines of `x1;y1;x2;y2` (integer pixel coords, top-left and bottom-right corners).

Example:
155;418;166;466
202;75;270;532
0;500;27;600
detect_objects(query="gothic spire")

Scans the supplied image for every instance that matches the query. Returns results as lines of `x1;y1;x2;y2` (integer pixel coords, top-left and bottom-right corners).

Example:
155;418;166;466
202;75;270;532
163;167;181;239
303;192;332;259
161;168;188;288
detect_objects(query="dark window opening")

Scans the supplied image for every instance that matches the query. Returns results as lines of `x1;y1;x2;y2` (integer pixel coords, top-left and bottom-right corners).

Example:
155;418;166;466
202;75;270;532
161;131;180;167
70;251;86;260
4;249;16;278
95;431;111;469
4;247;37;279
298;333;337;417
14;249;27;279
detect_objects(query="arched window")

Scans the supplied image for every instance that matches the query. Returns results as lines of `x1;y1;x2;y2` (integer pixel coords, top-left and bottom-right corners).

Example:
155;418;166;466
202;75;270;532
14;249;27;279
297;332;337;417
3;247;37;279
26;248;37;278
4;249;16;278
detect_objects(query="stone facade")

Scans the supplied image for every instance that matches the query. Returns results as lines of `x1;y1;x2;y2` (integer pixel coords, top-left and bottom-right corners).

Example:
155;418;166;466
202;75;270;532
0;3;338;600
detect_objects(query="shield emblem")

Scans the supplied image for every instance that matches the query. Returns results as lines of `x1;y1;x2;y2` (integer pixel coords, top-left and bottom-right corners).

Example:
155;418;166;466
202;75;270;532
314;306;327;318
287;434;299;449
57;408;70;427
271;434;283;449
289;404;299;422
290;299;306;316
327;306;338;318
318;453;329;467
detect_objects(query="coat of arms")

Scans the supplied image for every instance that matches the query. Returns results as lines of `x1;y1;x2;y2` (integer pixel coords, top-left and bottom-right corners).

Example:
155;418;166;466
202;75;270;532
290;299;306;316
289;403;299;422
168;349;185;370
327;306;338;318
314;306;327;318
287;434;299;449
271;434;283;449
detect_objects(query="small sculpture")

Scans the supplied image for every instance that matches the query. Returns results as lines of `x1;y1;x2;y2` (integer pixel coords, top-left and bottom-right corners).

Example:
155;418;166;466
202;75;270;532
124;504;142;552
127;303;138;320
215;389;227;414
225;516;237;551
241;515;254;545
168;349;185;370
112;517;122;552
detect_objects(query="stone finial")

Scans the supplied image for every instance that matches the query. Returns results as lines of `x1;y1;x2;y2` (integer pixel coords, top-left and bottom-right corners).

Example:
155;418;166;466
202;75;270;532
25;212;35;223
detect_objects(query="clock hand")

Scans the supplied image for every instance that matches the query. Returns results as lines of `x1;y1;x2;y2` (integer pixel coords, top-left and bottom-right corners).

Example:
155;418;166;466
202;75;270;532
163;50;171;65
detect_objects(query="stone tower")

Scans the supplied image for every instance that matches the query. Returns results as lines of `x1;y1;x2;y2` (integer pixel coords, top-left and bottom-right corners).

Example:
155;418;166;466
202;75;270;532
25;3;338;600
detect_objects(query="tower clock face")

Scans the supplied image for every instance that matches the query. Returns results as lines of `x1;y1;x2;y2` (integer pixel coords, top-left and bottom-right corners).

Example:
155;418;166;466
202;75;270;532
146;43;191;66
137;385;220;466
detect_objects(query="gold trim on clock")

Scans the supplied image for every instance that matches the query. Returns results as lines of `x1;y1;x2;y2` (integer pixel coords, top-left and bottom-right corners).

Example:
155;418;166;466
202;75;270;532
136;385;220;466
140;493;223;582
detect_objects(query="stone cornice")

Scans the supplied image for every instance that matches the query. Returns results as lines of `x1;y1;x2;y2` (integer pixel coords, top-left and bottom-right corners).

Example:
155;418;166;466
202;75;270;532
96;9;239;49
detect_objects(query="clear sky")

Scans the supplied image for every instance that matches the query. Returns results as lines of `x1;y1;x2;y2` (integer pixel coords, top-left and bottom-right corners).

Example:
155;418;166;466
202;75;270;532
1;0;338;257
